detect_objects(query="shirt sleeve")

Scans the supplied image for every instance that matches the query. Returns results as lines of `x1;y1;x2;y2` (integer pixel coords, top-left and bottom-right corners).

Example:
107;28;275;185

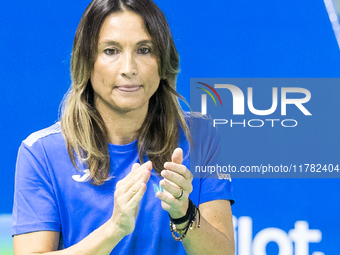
12;140;61;236
199;178;234;205
189;114;235;205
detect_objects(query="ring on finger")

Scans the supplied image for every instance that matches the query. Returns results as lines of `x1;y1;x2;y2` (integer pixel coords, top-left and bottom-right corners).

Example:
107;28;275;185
173;187;183;199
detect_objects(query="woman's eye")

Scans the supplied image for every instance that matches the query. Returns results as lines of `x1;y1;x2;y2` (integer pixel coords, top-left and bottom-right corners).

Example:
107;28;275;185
138;47;151;54
104;48;118;55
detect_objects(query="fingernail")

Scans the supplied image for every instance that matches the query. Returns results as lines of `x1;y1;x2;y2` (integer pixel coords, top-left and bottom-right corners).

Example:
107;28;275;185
144;161;149;169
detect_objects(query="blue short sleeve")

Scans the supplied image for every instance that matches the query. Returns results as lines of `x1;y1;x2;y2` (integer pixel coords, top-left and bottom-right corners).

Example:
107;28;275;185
12;141;61;236
199;178;234;205
188;113;235;205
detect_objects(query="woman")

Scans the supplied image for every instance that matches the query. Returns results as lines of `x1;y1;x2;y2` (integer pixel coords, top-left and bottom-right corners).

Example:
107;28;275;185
12;0;235;254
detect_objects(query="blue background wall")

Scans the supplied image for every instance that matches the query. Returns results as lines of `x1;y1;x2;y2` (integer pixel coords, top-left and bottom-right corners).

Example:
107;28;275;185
1;0;339;254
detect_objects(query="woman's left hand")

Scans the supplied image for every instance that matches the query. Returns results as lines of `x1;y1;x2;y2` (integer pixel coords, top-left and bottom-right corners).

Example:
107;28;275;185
156;148;193;219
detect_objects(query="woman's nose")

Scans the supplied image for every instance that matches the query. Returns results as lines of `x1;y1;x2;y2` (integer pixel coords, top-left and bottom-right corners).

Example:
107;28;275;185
120;52;137;78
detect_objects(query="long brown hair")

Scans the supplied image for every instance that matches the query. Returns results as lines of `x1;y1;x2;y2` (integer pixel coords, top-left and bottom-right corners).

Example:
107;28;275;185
61;0;190;185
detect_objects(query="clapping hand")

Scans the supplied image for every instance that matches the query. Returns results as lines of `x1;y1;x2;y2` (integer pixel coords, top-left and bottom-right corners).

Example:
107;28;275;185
156;148;193;219
111;161;152;236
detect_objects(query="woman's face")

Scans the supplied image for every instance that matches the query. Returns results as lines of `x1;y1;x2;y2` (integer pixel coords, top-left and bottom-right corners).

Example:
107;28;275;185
91;11;160;117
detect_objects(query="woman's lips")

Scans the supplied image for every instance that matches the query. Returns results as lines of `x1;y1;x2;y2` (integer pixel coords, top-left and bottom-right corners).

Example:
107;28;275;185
115;85;142;92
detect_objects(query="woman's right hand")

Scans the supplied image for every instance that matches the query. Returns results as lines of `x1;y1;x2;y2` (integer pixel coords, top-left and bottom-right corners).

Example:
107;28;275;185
13;162;152;255
13;162;152;254
110;161;152;236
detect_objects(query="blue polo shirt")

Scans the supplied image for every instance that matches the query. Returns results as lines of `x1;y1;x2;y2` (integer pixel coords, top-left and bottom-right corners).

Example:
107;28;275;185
12;115;233;254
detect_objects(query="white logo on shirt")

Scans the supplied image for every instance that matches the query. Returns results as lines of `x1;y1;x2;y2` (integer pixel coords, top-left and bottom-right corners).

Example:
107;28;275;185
153;183;163;197
72;169;91;182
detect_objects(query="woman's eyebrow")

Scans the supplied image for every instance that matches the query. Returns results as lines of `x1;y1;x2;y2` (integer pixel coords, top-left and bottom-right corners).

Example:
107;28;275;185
98;39;153;48
136;40;153;46
98;40;120;48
